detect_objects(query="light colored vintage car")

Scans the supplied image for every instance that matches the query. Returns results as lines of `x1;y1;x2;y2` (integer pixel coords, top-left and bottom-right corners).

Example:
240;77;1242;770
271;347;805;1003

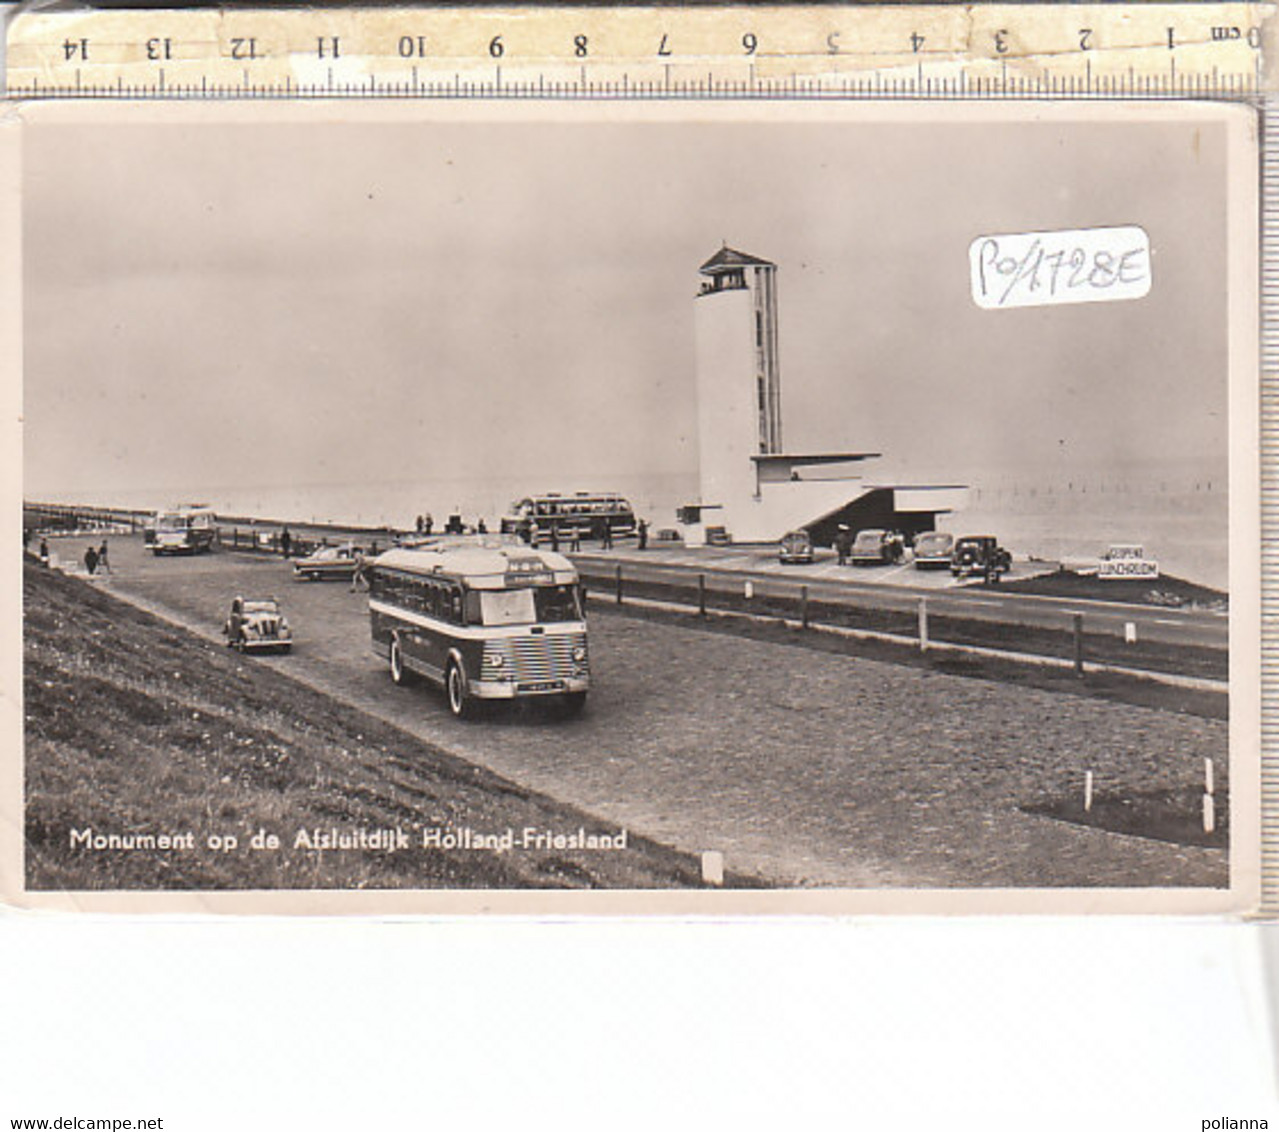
223;596;292;652
851;528;905;566
292;543;363;582
912;531;955;570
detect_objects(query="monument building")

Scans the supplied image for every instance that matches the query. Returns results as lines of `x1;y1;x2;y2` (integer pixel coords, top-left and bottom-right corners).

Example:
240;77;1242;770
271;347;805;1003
684;245;966;545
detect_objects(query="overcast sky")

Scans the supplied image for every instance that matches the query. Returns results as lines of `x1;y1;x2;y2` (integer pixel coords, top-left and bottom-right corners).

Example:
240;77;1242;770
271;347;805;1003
23;106;1236;500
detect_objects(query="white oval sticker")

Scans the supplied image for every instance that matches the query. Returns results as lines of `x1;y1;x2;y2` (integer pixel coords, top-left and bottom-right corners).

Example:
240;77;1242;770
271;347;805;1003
969;225;1152;310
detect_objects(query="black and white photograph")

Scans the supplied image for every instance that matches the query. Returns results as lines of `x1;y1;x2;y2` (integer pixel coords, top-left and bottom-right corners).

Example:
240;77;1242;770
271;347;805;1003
7;100;1259;912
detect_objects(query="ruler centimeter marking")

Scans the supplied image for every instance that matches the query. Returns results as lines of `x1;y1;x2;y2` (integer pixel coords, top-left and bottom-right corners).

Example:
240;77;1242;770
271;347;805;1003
1262;94;1279;916
4;5;1272;99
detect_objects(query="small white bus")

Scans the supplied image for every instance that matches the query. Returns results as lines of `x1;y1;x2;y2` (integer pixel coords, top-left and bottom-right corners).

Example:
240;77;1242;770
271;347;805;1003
150;506;217;555
368;537;590;718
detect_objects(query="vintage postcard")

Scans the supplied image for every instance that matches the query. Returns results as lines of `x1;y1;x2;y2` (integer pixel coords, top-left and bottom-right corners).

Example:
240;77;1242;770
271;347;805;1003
1;99;1260;914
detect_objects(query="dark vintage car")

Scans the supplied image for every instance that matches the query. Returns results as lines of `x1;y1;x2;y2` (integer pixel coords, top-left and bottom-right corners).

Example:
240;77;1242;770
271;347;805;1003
851;528;905;566
778;529;814;565
950;536;1013;581
912;531;956;570
292;543;364;582
223;597;292;652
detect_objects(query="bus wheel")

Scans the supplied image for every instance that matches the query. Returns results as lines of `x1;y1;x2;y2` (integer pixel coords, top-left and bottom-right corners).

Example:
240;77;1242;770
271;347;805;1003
446;660;475;719
390;637;412;686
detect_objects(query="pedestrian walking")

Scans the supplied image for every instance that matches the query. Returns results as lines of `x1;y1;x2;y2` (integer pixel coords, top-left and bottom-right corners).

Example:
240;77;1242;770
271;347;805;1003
602;520;613;550
280;527;292;558
835;525;852;567
637;518;649;551
415;514;425;534
97;539;112;574
424;513;434;536
550;523;560;553
477;518;488;534
39;537;49;566
84;545;99;575
350;551;368;593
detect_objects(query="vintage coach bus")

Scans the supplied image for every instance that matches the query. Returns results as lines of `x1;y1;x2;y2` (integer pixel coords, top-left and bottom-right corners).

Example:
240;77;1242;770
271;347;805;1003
500;492;637;540
150;506;217;555
367;537;590;718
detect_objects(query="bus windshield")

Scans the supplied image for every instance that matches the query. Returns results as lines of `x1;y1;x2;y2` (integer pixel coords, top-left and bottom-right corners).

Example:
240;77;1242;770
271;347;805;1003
473;585;582;627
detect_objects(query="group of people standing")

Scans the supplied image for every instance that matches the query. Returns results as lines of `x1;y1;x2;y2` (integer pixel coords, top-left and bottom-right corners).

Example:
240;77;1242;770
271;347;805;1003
25;531;112;575
83;539;111;575
414;513;490;537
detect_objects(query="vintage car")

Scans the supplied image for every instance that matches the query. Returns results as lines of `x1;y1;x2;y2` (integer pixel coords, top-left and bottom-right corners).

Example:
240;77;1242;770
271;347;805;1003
223;596;292;652
950;536;1013;581
292;542;363;582
778;529;814;565
912;531;956;570
850;528;905;566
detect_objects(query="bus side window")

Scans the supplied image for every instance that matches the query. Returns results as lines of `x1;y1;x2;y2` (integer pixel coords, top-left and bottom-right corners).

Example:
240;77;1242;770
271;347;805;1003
448;586;463;624
463;590;482;626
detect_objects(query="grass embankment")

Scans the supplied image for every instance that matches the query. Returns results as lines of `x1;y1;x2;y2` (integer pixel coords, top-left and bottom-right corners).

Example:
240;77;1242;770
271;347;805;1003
23;561;714;891
999;568;1227;611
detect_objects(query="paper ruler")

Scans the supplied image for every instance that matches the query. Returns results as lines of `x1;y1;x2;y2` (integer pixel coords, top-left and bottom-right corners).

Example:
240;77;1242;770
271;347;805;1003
2;5;1271;98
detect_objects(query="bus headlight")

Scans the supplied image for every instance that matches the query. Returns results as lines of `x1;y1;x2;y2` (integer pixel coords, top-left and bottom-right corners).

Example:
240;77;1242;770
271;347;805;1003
572;645;587;663
484;653;504;669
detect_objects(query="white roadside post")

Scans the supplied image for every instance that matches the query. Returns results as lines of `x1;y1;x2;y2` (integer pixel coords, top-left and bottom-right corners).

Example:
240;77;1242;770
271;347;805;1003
1084;770;1094;813
918;597;929;653
1124;621;1137;644
701;851;724;887
1204;758;1215;834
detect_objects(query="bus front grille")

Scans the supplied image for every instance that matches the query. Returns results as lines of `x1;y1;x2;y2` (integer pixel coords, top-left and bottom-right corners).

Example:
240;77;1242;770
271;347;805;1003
485;633;586;683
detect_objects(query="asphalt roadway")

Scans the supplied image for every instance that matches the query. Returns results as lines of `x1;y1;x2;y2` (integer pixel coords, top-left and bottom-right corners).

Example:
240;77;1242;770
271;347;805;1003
49;533;1229;889
570;545;1229;651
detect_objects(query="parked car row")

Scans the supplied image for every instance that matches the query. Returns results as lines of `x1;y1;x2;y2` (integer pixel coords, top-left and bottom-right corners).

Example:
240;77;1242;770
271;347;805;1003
778;529;1012;579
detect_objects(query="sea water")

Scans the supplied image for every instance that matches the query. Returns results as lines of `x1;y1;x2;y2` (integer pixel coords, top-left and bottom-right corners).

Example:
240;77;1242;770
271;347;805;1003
31;467;1229;591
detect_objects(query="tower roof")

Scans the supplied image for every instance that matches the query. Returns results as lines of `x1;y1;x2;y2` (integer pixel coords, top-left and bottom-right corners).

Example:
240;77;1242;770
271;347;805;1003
698;245;776;275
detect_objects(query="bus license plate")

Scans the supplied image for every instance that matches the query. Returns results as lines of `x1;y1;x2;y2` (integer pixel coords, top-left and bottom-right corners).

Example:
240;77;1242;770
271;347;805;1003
518;680;565;693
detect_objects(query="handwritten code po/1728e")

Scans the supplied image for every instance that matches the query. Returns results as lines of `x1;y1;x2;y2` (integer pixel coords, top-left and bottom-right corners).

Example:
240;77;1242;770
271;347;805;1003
969;225;1151;310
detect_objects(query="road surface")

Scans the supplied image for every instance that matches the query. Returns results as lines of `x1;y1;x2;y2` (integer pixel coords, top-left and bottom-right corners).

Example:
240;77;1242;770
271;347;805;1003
47;533;1229;888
